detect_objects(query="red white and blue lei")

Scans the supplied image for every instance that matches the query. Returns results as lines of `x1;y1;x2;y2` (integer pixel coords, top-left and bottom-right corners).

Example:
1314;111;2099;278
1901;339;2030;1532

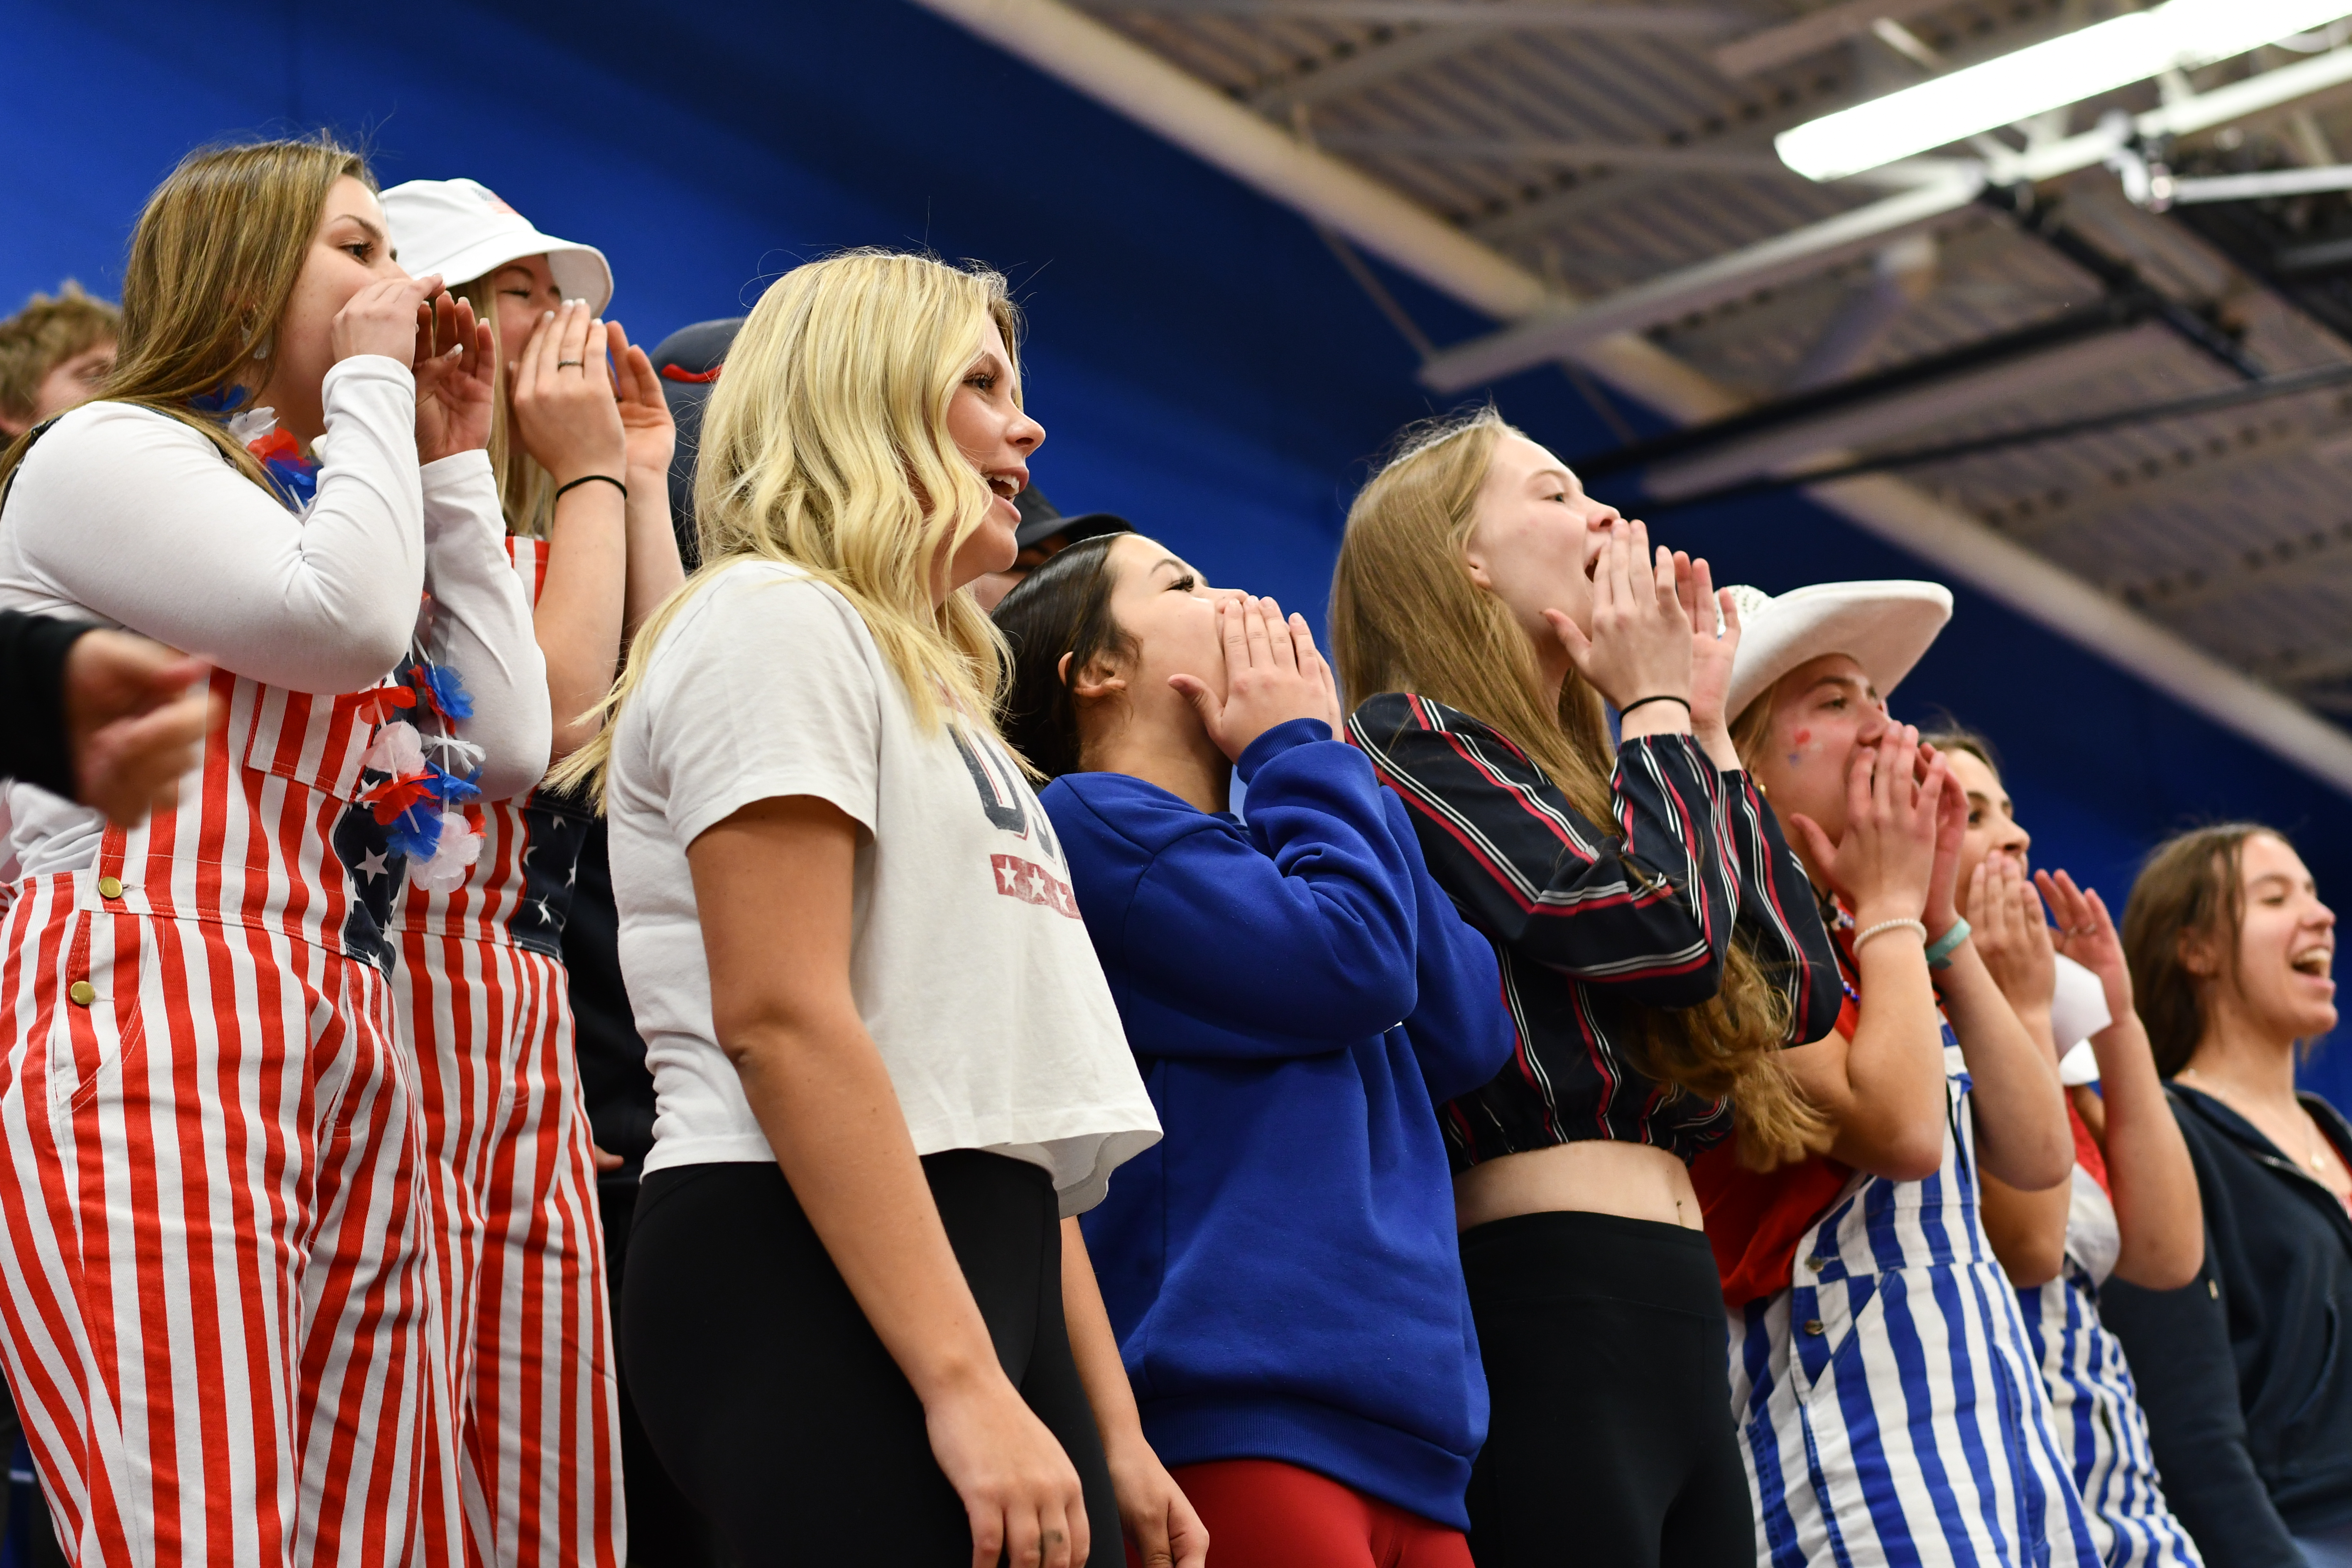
194;386;487;890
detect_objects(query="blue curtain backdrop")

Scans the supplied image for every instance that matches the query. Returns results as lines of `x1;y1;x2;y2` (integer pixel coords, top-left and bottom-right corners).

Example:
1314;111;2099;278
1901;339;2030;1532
4;0;2345;1097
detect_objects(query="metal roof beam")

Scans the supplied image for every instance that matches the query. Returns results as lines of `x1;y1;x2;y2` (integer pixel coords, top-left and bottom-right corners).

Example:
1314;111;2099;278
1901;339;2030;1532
1980;408;2352;540
1424;169;1987;391
2115;518;2352;612
2260;641;2352;688
1244;20;1506;108
1712;0;1952;79
1091;0;1740;30
1644;321;2173;499
1785;234;1938;389
1417;46;2352;391
1312;131;1791;172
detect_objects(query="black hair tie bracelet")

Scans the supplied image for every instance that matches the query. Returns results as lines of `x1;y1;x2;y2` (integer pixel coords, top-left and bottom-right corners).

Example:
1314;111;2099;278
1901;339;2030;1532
555;474;629;502
1618;694;1691;719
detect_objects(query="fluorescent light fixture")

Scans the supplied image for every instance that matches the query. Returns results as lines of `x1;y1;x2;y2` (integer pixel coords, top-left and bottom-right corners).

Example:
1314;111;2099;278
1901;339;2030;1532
1777;0;2352;180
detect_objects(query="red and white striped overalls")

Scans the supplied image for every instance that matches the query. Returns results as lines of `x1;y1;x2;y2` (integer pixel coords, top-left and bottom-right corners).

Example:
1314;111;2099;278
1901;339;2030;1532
0;668;450;1567
395;537;621;1568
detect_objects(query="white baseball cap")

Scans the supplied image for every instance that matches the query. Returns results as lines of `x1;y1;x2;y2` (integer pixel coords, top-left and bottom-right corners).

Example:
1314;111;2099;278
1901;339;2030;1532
380;178;612;314
1723;579;1953;722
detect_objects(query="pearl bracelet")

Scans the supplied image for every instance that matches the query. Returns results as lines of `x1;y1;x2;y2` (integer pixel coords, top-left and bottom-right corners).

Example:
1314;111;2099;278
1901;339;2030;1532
1853;917;1928;954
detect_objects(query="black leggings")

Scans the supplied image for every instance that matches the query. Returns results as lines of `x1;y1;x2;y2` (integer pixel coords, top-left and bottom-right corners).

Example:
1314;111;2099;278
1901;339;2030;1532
1460;1211;1754;1568
622;1151;1118;1567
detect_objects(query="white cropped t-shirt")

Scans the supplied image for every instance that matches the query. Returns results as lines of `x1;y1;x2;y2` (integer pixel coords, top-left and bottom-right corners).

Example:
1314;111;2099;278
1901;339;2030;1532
604;562;1160;1215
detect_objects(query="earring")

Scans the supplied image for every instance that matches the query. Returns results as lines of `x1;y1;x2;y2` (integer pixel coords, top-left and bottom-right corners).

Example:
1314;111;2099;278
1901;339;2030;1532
250;334;271;361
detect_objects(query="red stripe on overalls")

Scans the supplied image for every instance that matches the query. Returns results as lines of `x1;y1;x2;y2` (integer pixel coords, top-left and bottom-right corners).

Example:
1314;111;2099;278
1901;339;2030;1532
397;536;622;1568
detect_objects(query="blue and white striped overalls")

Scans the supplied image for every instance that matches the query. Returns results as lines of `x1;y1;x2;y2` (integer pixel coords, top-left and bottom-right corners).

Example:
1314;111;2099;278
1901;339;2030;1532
1729;1041;2103;1568
2016;1167;2204;1568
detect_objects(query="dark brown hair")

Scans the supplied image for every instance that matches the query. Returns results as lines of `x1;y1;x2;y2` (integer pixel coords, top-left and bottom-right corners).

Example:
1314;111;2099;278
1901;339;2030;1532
991;533;1132;779
1917;722;1999;776
2122;823;2273;1075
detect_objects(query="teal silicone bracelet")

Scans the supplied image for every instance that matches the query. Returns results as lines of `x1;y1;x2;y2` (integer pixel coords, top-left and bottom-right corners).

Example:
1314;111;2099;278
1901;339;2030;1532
1924;916;1971;970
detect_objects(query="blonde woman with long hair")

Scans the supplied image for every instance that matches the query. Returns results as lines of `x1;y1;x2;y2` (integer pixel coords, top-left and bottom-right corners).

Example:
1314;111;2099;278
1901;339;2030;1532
1328;406;1842;1567
546;250;1196;1567
0;138;551;1565
376;176;684;1568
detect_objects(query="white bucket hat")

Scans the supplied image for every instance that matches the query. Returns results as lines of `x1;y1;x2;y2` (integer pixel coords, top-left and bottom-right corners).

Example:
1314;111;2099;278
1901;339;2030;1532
1723;579;1954;722
379;178;612;314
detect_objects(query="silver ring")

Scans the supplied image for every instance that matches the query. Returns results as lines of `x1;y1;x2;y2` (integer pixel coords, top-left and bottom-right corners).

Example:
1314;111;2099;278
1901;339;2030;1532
557;359;583;369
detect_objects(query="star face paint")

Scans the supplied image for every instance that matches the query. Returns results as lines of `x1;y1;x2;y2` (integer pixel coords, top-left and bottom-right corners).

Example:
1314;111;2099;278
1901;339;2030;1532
1786;725;1816;770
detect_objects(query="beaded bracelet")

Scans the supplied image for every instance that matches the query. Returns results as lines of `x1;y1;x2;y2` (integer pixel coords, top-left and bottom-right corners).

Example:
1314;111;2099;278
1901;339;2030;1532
1853;917;1928;955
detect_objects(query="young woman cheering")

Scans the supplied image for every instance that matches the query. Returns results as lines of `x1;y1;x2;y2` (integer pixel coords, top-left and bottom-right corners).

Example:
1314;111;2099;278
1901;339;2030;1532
1328;407;1840;1567
0;138;549;1566
546;250;1187;1568
381;174;687;1568
1922;729;2203;1568
995;534;1511;1568
2109;825;2352;1568
1704;582;2091;1568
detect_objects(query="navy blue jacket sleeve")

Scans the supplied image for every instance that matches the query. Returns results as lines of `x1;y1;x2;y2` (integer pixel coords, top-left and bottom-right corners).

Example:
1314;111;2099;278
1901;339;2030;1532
2101;1262;2304;1568
1095;720;1421;1051
0;609;94;802
1385;787;1514;1106
1723;769;1842;1046
1348;691;1732;1008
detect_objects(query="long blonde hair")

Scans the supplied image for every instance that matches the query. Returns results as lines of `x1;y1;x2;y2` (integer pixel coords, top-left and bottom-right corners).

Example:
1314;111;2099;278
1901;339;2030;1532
0;136;370;498
455;274;554;537
1331;406;1825;1168
548;249;1021;801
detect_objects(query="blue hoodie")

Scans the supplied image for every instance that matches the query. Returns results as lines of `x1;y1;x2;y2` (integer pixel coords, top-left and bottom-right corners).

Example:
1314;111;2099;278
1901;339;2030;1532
1048;719;1513;1530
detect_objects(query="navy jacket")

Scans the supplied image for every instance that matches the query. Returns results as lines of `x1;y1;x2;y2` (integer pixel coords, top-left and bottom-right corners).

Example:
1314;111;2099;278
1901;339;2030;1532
1050;720;1513;1530
0;609;92;803
2103;1084;2352;1567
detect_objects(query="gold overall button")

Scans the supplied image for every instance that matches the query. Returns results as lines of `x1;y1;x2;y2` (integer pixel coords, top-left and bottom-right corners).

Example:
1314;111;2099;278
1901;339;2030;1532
1805;1255;1826;1272
67;981;95;1007
95;877;122;900
1802;1319;1825;1336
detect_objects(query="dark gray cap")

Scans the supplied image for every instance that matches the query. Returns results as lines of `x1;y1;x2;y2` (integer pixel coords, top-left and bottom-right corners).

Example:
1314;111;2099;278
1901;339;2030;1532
1014;485;1132;552
649;318;744;570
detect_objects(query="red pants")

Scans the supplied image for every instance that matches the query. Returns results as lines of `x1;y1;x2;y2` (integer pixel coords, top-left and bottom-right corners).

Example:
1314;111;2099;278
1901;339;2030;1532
1160;1459;1472;1568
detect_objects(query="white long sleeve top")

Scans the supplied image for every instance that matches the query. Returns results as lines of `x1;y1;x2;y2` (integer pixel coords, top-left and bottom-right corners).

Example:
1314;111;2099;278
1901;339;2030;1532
0;354;551;879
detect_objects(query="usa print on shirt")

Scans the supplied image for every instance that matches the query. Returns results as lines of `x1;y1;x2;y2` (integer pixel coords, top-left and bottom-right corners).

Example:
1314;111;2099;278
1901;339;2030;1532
954;726;1081;922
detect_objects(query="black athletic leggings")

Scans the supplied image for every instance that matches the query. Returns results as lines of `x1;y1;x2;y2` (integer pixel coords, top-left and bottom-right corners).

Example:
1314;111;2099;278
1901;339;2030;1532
623;1151;1119;1566
1460;1210;1754;1568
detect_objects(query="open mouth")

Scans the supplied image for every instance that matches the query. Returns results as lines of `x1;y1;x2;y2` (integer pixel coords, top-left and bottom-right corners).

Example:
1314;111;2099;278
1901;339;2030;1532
2292;946;2335;978
986;471;1025;501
